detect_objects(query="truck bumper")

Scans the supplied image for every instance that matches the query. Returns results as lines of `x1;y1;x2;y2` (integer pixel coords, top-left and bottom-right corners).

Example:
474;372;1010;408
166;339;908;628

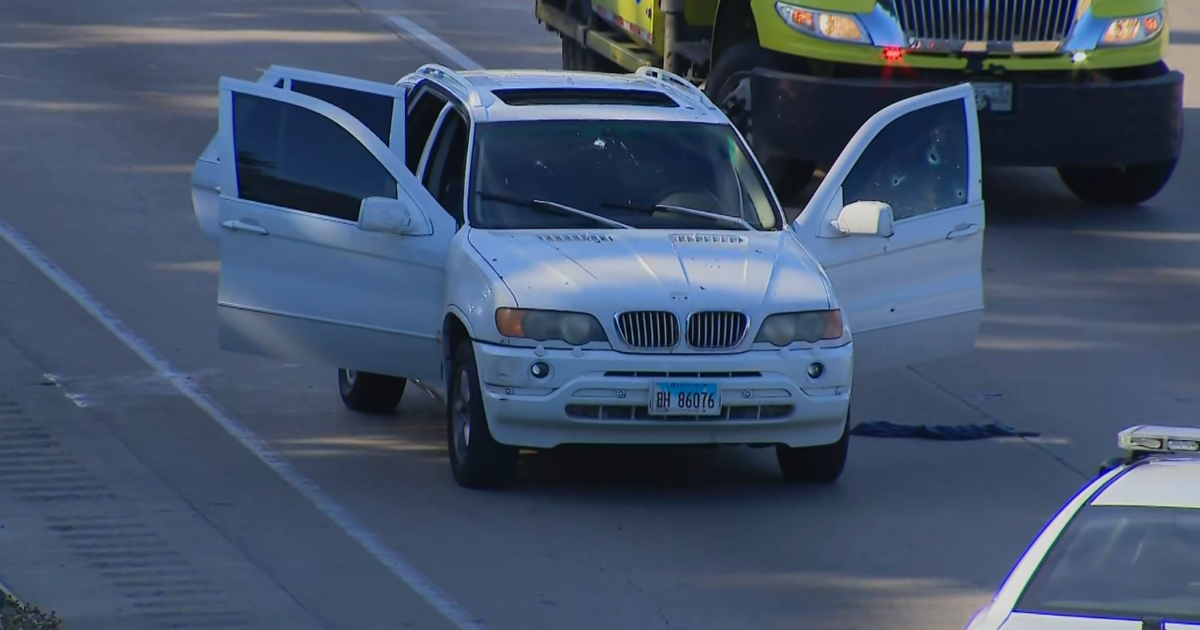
750;68;1184;169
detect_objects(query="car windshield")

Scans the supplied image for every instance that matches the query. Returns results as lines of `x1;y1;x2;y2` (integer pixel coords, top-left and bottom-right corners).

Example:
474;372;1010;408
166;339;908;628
1015;505;1200;623
467;119;781;231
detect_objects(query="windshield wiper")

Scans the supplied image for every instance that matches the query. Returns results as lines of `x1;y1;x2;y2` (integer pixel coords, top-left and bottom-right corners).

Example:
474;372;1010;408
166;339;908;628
479;191;632;229
599;201;754;231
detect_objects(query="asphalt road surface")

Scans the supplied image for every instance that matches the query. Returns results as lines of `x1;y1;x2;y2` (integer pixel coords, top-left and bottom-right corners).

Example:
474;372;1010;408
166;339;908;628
0;1;1198;629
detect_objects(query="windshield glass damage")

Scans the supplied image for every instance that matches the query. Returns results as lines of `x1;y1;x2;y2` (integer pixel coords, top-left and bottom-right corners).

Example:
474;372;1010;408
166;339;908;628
467;119;782;231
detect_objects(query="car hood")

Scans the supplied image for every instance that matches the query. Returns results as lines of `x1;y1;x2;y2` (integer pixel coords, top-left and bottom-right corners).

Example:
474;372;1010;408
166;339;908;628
467;229;832;313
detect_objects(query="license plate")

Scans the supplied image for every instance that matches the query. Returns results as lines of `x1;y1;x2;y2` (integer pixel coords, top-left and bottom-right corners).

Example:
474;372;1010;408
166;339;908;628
973;83;1013;112
649;381;722;417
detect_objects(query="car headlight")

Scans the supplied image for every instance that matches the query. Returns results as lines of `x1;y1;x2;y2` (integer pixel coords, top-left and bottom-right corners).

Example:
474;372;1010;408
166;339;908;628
754;310;844;347
775;2;870;44
495;308;608;345
1100;11;1164;46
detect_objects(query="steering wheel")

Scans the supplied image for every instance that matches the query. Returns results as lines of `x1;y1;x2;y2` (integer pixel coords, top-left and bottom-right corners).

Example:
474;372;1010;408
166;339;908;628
654;185;727;216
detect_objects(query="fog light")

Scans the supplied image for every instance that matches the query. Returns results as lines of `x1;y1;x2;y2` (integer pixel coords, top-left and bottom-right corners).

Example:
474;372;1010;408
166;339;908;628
530;361;550;379
807;362;825;379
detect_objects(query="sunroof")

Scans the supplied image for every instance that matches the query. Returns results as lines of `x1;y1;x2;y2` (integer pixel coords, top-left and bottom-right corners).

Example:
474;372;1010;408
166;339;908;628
491;87;679;107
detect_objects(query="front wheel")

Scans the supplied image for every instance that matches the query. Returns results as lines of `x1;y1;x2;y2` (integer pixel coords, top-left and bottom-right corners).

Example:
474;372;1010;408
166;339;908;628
447;341;520;489
775;413;850;484
337;369;406;415
1057;158;1178;206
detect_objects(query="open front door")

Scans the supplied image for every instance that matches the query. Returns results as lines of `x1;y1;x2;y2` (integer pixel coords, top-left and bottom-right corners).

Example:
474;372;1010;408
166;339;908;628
192;67;405;238
213;77;456;383
792;83;985;375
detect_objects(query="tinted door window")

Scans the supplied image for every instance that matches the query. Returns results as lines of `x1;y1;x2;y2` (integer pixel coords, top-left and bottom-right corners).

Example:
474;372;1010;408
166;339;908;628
406;91;449;173
421;111;469;222
232;92;398;222
840;100;969;221
290;80;394;143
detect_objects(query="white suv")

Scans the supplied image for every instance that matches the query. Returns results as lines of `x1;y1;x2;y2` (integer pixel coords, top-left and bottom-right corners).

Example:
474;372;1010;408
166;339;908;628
191;63;986;489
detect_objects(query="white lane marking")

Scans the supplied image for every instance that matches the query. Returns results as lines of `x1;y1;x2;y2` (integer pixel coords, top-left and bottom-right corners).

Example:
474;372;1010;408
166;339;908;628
0;218;489;630
42;372;92;408
384;13;483;70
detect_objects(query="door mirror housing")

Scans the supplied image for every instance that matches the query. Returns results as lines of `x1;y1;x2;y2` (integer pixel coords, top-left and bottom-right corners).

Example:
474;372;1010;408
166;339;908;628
831;200;894;238
358;197;419;235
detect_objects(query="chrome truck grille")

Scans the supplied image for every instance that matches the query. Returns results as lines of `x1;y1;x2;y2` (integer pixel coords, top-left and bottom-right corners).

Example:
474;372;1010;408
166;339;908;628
615;311;680;349
686;311;749;350
891;0;1080;43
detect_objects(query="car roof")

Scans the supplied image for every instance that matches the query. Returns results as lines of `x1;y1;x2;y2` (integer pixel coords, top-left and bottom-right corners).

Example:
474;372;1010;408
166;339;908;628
1090;458;1200;509
409;66;732;125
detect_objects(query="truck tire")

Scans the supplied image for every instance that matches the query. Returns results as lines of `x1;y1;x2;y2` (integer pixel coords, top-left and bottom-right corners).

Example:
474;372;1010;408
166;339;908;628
706;42;816;205
561;36;624;73
560;0;623;73
338;368;406;415
1056;159;1178;206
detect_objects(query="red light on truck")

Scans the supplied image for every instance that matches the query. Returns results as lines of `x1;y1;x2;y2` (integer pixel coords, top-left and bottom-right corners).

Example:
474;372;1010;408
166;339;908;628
883;47;904;62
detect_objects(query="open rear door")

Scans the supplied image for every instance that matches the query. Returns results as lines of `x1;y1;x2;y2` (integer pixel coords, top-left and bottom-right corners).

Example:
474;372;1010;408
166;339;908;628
792;83;985;375
192;67;405;238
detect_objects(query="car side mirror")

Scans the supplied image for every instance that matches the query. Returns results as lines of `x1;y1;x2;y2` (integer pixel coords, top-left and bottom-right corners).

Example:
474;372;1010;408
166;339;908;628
831;200;894;238
358;197;419;235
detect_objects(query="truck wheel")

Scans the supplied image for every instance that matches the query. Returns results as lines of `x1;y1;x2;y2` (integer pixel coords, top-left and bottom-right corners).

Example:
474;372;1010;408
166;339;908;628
561;36;624;73
561;36;582;69
706;42;816;204
337;369;406;414
1057;158;1178;206
775;412;849;484
447;341;519;489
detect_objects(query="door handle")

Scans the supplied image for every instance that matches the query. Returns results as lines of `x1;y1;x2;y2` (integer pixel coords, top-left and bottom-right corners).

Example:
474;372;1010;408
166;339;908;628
946;223;981;239
221;219;269;235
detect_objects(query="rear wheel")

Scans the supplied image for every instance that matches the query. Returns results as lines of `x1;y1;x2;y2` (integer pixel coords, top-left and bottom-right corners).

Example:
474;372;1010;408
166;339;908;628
337;369;406;415
1057;158;1178;206
775;412;850;484
706;42;816;205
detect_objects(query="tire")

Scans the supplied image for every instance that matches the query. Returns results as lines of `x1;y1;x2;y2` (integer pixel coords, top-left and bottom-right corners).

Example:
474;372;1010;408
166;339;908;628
561;35;624;73
560;1;625;74
337;369;406;415
1057;158;1178;206
705;41;816;204
447;341;519;489
775;412;850;484
560;35;581;70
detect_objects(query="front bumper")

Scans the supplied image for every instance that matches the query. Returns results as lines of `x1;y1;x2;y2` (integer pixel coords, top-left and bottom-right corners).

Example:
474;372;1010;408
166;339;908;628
471;341;853;449
750;67;1184;168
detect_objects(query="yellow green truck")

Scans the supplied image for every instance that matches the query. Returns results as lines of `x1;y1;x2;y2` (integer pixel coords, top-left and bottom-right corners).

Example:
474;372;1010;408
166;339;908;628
535;0;1183;205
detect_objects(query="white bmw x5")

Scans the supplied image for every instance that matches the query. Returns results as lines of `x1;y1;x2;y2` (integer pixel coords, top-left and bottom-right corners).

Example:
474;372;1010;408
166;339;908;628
191;63;986;489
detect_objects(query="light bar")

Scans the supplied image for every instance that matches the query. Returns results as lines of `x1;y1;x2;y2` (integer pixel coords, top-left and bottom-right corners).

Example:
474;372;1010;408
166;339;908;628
1118;425;1200;454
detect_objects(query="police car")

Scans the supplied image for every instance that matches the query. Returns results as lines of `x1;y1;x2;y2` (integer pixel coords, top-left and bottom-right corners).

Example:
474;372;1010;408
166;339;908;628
966;425;1200;630
191;63;987;488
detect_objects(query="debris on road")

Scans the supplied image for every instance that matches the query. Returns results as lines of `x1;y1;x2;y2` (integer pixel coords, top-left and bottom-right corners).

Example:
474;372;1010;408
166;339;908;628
851;421;1040;441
